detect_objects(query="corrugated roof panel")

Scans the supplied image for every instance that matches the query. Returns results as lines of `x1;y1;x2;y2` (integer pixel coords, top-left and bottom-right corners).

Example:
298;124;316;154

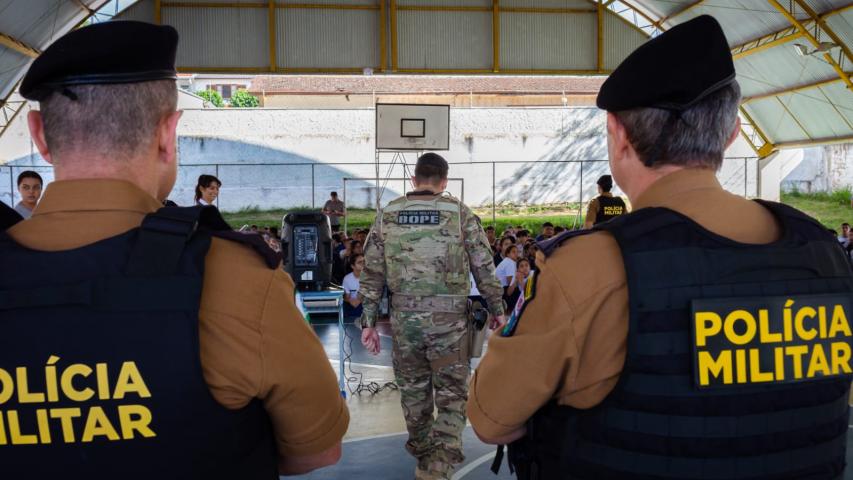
115;0;155;22
0;0;75;48
279;9;379;69
500;12;596;70
746;98;815;144
803;0;850;15
164;6;269;69
397;11;492;69
628;0;679;19
670;1;793;46
735;45;837;98
825;8;853;57
397;0;490;7
816;81;853;131
0;49;27;101
604;9;647;70
499;0;592;9
781;89;853;139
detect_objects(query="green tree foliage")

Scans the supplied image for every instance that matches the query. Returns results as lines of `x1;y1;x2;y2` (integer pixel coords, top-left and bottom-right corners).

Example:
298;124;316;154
230;89;260;108
196;89;224;108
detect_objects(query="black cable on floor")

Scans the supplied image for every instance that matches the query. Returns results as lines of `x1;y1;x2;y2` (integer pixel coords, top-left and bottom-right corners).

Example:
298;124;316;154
342;321;397;396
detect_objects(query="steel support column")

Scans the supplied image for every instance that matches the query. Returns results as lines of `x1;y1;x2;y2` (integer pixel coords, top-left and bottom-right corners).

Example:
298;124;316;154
268;0;277;71
597;0;604;72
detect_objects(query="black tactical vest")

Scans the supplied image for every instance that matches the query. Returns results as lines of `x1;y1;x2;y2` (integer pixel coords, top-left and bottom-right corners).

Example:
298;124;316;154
507;201;853;480
594;194;626;225
0;206;278;480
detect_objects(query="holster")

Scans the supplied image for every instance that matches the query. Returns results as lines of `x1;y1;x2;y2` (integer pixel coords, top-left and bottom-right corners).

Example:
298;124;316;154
467;297;489;358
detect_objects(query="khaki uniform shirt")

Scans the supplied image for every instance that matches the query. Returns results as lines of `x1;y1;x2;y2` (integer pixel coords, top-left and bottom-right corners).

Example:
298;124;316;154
468;169;781;439
7;179;349;457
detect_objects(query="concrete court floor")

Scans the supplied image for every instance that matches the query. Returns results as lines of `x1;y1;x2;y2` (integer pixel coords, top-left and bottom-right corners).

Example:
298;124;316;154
300;319;853;480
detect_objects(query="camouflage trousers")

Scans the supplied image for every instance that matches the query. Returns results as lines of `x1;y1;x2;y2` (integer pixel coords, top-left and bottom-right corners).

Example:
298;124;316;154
390;309;469;469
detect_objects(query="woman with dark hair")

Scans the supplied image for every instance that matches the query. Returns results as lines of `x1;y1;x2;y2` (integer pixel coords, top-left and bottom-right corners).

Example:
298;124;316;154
195;174;221;206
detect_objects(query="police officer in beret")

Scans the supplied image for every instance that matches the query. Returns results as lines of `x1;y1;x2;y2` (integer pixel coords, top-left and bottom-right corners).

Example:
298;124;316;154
583;174;626;228
0;21;347;478
469;15;853;479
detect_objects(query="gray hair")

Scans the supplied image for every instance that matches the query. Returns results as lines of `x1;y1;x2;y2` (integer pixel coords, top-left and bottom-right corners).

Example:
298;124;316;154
614;81;741;170
39;80;177;162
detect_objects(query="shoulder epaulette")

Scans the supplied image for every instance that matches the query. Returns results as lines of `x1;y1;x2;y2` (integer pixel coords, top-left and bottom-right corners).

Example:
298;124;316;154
537;229;597;257
191;205;282;269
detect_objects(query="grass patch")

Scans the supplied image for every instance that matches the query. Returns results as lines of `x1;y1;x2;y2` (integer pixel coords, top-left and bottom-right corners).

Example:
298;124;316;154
221;204;591;233
781;188;853;231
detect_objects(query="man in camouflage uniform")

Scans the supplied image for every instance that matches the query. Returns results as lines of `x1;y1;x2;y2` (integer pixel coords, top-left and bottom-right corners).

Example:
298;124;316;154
359;153;506;479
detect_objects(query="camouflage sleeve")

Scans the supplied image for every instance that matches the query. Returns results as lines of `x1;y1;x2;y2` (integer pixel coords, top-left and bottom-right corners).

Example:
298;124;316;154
461;205;505;316
357;213;386;328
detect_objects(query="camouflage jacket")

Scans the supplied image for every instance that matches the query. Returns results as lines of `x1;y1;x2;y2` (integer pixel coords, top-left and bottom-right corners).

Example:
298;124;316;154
358;192;505;327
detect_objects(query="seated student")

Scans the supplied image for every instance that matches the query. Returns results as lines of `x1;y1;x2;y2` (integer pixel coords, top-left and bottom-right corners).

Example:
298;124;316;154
504;257;532;309
494;236;515;267
495;244;518;287
515;230;530;255
484;226;497;254
343;254;365;321
343;240;363;275
14;171;43;219
840;223;850;247
535;222;555;241
554;226;566;235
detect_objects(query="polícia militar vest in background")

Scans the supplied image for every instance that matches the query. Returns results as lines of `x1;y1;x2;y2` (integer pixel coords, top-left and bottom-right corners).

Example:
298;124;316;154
0;206;278;480
516;200;853;480
594;195;627;225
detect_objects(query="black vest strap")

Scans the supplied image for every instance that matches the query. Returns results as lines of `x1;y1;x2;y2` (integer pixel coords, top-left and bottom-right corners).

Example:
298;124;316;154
126;206;205;276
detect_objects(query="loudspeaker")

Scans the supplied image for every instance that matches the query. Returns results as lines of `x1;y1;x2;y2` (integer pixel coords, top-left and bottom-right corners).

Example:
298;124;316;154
281;211;333;291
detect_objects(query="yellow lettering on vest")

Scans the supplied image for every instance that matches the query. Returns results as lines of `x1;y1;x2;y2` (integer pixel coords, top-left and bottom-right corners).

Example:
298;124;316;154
831;342;853;375
794;307;818;341
786;345;808;379
0;368;13;405
16;367;45;404
35;409;51;444
118;405;156;440
113;362;151;400
725;310;757;346
82;406;120;442
829;306;852;338
749;348;774;382
783;299;795;342
774;347;785;381
7;411;37;445
819;307;829;339
45;356;60;402
0;411;7;445
735;349;747;383
695;312;722;347
60;364;94;402
806;344;831;377
50;408;81;443
758;309;782;343
697;350;732;386
96;363;110;400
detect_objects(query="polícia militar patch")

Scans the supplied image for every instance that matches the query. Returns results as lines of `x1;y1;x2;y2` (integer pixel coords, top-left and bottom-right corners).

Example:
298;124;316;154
691;294;853;389
397;210;440;225
501;271;537;337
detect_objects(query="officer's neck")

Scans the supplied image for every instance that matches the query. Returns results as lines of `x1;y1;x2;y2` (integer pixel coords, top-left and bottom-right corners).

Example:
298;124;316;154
408;184;443;196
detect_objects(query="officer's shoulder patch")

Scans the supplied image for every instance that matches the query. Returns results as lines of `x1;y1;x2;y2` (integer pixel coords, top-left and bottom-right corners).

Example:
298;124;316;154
501;271;538;337
538;229;597;258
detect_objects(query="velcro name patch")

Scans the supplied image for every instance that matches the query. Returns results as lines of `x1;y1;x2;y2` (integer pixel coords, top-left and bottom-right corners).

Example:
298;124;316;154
397;210;440;225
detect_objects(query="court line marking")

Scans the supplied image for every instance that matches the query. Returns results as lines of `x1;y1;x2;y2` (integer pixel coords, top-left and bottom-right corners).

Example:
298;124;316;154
452;452;496;480
343;431;407;444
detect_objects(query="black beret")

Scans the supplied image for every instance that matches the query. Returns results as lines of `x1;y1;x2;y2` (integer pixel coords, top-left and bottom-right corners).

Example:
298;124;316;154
21;21;178;101
596;15;735;112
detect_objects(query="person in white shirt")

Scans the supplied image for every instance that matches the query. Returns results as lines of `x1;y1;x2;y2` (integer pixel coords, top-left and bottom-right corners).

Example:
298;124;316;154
839;223;850;248
504;257;532;308
343;254;365;320
194;174;221;206
494;244;518;287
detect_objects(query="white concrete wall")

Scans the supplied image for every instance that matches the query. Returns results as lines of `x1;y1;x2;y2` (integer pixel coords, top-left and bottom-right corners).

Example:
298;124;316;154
2;106;758;210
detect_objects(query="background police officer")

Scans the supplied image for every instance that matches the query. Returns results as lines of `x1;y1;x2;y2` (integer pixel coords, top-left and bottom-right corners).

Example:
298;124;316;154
359;153;505;480
0;21;347;479
468;15;853;480
583;174;626;228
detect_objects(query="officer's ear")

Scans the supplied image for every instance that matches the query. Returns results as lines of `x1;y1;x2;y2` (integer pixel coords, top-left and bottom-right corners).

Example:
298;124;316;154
27;110;52;164
157;110;183;166
725;116;741;150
